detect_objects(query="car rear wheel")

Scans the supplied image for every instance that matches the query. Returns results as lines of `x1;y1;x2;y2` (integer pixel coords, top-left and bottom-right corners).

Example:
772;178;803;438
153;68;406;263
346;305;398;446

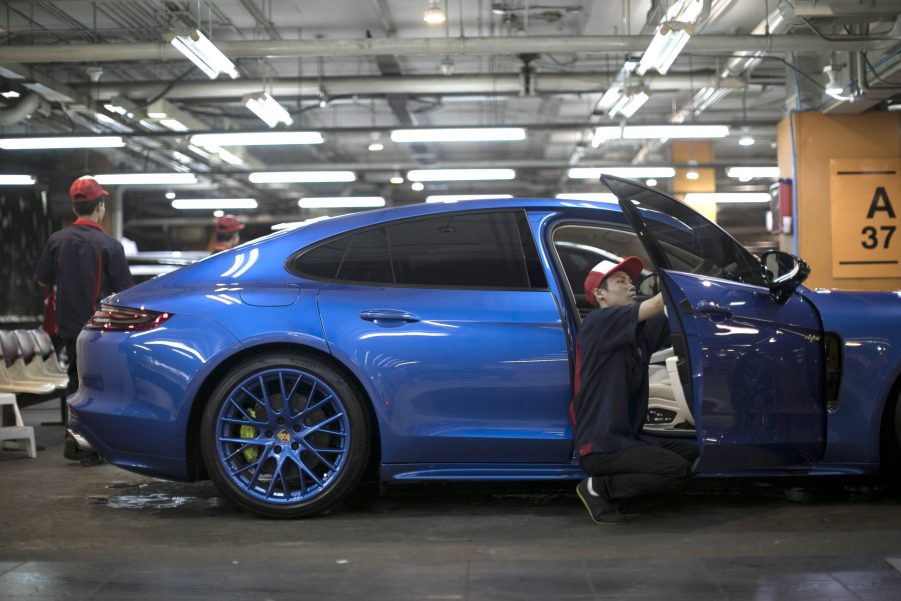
200;352;370;518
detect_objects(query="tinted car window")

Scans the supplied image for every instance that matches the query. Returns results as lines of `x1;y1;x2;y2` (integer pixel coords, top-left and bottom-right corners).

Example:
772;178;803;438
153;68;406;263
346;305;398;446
337;227;392;284
292;235;351;280
388;211;532;288
606;179;764;286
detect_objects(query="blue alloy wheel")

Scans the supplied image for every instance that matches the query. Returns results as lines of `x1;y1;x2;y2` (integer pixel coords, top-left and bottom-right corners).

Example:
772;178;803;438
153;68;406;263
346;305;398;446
201;353;370;518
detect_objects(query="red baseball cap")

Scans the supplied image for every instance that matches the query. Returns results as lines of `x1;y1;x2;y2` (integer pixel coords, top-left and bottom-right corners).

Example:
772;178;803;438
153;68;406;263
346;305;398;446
69;176;109;203
216;215;245;234
583;256;644;306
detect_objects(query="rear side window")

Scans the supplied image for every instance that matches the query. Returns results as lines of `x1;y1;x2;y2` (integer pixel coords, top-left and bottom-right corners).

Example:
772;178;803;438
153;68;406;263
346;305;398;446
388;212;533;288
291;236;351;280
336;227;392;284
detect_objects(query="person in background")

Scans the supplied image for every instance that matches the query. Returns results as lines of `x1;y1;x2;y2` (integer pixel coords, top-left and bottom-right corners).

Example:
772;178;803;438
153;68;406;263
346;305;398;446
35;176;134;397
212;215;245;253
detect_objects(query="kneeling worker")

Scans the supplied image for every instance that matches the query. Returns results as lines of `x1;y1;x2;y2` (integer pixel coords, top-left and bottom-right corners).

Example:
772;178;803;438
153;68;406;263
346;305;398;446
571;257;698;524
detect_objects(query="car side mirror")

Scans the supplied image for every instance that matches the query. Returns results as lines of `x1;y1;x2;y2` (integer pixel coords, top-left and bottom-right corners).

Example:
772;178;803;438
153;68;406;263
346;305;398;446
760;251;810;304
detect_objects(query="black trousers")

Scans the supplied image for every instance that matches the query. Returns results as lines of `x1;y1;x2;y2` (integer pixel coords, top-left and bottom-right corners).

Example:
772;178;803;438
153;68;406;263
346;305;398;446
580;440;699;504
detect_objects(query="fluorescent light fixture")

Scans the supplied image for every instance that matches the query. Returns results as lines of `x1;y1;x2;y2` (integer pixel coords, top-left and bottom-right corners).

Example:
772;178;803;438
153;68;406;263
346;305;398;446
823;65;850;101
147;111;168;119
608;89;650;119
249;171;356;184
636;0;703;75
389;175;404;184
726;166;779;181
167;29;238;80
0;175;36;185
159;118;189;132
190;131;324;147
555;193;618;202
685;170;700;180
165;192;176;200
211;146;246;166
0;136;125;150
104;103;129;116
423;1;446;24
243;92;293;128
591;125;730;140
172;198;258;210
368;142;384;152
391;128;526;143
646;179;658;186
298;197;385;209
213;210;225;217
407;168;516;181
738;135;755;146
425;194;513;203
1;90;21;99
684;192;771;204
94;173;198;185
411;182;425;192
568;167;676;179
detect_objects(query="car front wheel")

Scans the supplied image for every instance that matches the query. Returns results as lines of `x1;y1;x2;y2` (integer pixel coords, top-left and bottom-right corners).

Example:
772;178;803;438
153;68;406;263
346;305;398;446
201;352;370;518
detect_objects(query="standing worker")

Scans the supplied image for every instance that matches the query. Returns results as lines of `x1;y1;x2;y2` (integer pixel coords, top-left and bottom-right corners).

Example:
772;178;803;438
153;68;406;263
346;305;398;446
35;176;134;397
571;257;698;524
211;215;245;253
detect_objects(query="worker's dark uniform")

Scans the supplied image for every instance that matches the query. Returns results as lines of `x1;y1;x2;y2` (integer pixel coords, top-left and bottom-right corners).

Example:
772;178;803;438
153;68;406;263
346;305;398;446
35;218;134;394
569;303;698;504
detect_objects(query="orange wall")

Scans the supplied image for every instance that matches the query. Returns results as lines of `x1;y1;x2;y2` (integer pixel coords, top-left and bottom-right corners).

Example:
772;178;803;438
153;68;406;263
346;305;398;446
777;111;901;290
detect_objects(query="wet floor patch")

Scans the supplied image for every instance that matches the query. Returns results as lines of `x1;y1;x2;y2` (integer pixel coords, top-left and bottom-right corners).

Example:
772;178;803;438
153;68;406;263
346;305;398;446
88;480;231;515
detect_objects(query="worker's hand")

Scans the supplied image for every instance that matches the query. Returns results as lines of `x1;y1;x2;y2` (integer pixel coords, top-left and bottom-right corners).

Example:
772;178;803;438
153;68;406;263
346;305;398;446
637;292;665;323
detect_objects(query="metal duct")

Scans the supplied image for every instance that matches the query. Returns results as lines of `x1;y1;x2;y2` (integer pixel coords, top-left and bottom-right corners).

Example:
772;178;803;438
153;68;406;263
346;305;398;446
0;34;889;64
0;91;40;126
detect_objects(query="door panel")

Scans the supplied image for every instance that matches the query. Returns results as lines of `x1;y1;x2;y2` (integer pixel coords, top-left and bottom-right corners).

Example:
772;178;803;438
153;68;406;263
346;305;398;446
318;284;572;464
603;175;826;471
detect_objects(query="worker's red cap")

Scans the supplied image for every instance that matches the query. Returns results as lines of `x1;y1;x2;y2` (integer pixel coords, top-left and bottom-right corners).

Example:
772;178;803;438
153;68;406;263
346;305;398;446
216;215;245;234
583;256;644;306
69;176;109;203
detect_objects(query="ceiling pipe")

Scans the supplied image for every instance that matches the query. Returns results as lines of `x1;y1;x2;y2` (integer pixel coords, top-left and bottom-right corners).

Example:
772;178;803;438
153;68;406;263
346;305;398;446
0;34;888;64
0;90;41;125
77;72;762;101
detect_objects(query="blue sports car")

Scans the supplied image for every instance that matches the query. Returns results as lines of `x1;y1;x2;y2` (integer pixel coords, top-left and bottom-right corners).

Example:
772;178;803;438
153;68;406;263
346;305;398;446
69;176;901;518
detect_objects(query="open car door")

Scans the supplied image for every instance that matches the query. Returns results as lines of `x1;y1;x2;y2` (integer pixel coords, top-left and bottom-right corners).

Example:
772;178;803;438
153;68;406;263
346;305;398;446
603;176;826;473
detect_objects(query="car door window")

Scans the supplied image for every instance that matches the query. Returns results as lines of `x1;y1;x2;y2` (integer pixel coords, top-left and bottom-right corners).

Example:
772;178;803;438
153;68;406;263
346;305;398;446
387;211;541;289
604;177;764;286
336;227;392;284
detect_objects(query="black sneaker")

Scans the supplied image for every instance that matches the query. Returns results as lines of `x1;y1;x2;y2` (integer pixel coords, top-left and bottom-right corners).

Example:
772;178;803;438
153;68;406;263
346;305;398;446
576;477;627;524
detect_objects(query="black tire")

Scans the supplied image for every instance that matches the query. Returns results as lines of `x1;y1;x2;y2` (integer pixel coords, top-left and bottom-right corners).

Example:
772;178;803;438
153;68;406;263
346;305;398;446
200;351;371;518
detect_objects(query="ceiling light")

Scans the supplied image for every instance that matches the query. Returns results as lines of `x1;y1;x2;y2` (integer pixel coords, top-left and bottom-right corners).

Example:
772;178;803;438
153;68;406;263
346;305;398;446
646;178;658;186
391;128;526;143
298;197;386;209
94;173;198;185
2;90;21;99
213;210;225;217
568;167;676;179
823;65;849;100
608;88;650;119
172;198;257;210
166;30;238;80
636;0;703;75
590;124;729;142
368;141;384;152
426;194;513;203
389;175;405;185
411;182;425;191
0;175;36;185
738;135;755;146
0;136;125;150
407;168;516;181
726;166;779;181
555;193;618;202
684;192;771;204
249;171;356;184
159;118;189;132
189;131;324;147
243;92;293;128
165;192;176;200
211;146;246;166
685;170;700;180
423;1;446;24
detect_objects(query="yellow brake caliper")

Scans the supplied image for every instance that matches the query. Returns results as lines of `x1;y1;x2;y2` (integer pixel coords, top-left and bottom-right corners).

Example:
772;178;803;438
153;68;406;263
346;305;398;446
239;407;259;462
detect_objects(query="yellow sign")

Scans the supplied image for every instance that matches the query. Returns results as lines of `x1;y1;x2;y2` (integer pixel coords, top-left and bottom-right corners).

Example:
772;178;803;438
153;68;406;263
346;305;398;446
830;158;901;279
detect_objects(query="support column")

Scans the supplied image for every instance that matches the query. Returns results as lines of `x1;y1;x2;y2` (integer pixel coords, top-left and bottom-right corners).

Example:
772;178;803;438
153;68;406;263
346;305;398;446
671;140;716;222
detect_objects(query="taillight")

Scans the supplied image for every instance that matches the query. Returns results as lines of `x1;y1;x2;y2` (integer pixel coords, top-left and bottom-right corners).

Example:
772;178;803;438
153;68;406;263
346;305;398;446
86;304;172;331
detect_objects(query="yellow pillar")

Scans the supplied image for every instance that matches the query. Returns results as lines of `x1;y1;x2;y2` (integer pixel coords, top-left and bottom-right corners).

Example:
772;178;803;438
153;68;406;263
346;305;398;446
671;140;717;222
777;112;901;291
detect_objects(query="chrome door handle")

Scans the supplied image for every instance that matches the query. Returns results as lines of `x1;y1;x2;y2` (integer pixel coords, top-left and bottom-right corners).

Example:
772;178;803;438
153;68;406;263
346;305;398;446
359;309;420;323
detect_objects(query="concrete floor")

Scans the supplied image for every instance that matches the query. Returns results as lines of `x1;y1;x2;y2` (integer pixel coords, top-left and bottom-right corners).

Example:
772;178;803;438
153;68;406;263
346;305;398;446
2;401;901;600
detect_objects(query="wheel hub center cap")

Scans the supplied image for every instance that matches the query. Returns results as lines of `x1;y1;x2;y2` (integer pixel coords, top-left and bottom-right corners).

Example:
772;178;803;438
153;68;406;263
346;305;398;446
276;429;291;443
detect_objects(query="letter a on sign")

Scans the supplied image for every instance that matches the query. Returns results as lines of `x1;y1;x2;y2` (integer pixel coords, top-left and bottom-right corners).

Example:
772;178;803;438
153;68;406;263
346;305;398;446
830;158;901;279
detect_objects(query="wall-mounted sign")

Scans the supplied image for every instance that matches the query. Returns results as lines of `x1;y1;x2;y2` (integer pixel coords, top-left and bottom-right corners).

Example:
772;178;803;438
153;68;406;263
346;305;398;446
830;158;900;279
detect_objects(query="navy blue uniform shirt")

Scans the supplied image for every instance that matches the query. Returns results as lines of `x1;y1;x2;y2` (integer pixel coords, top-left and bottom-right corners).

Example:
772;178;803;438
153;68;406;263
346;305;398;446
569;304;670;456
35;218;134;339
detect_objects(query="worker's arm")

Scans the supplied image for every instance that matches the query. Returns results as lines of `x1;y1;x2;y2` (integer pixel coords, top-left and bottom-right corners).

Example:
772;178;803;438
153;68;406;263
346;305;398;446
637;292;665;322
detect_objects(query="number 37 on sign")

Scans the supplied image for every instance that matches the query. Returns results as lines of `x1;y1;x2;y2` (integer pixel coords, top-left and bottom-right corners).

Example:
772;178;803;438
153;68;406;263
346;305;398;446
830;158;900;279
